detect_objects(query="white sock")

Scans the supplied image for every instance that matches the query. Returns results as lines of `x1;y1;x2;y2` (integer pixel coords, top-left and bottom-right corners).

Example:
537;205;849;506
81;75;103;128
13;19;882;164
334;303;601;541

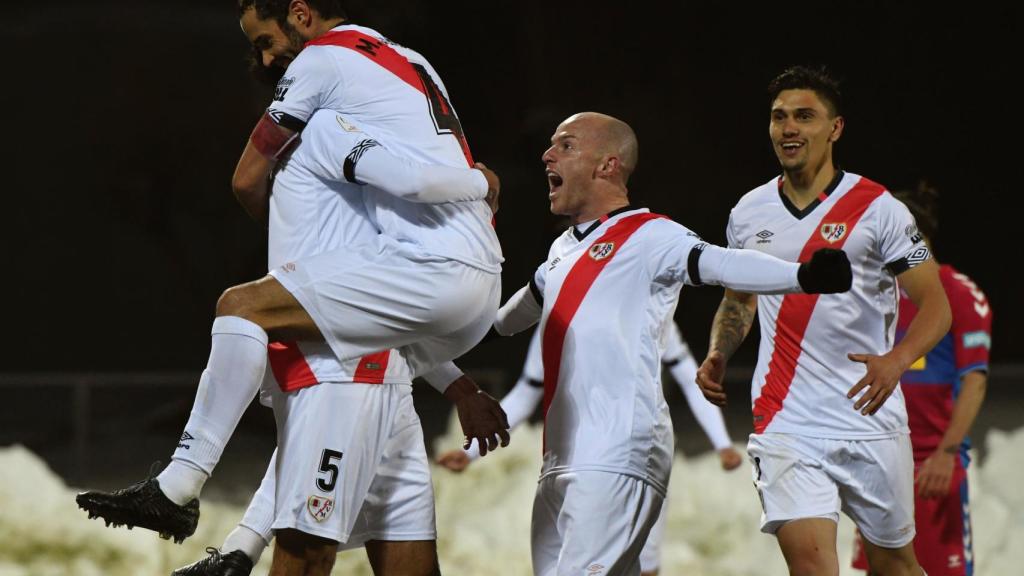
156;460;207;506
159;316;268;504
223;525;270;564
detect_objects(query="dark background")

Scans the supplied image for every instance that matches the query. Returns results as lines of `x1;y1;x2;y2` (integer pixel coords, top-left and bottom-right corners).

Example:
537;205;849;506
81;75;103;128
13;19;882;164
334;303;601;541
1;0;1020;495
2;2;1017;373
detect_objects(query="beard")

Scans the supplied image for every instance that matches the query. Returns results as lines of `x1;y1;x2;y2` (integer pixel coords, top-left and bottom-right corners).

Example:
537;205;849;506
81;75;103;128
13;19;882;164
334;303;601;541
248;19;306;87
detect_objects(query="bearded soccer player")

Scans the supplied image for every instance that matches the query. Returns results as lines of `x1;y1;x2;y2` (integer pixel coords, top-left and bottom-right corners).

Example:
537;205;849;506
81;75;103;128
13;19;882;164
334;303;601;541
696;66;952;575
78;1;507;568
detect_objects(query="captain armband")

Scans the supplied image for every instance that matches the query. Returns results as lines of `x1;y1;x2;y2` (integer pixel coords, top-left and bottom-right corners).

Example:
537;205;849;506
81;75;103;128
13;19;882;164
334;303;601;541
250;112;301;161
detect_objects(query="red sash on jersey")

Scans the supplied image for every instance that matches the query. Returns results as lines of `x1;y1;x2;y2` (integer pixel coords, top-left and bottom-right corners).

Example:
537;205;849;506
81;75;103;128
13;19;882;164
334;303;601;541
306;30;475;167
752;177;886;433
541;212;665;450
269;342;392;392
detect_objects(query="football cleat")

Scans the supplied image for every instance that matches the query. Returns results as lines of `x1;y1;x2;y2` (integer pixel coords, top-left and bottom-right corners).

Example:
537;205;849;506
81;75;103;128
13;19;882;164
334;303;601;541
172;547;254;576
76;474;199;544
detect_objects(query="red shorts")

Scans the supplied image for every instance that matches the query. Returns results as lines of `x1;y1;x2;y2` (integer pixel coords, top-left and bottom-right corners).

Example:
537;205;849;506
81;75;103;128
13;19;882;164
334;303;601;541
852;460;972;575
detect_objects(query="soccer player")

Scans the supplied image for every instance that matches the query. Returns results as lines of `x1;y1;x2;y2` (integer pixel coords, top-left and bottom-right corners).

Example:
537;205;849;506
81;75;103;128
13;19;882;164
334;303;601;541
487;111;852;575
78;0;507;555
436;322;743;576
850;182;992;576
695;66;952;576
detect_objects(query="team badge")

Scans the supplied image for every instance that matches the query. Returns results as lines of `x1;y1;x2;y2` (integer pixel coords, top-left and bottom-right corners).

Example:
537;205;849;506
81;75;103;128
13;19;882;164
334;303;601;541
588;242;615;261
819;222;847;243
307;495;334;522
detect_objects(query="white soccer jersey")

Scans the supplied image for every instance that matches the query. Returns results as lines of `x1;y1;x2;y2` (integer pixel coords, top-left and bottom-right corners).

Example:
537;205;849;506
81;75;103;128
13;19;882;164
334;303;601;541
264;116;415;391
268;24;501;273
727;171;930;438
660;320;693;365
531;208;705;493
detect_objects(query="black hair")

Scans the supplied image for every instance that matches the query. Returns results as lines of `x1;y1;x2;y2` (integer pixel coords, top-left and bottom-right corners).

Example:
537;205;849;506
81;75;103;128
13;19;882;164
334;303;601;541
893;181;939;241
768;65;843;117
237;0;347;25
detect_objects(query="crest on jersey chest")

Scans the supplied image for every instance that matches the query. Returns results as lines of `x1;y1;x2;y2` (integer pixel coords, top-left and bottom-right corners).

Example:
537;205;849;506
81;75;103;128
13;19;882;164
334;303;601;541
819;222;848;243
588;242;616;261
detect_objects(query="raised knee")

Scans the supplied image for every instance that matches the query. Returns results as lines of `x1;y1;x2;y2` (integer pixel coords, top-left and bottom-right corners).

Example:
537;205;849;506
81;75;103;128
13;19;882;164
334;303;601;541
216;285;254;318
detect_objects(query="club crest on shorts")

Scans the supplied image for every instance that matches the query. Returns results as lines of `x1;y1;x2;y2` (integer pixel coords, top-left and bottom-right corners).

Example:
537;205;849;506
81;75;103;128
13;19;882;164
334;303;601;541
307;495;334;522
588;242;615;261
819;222;847;243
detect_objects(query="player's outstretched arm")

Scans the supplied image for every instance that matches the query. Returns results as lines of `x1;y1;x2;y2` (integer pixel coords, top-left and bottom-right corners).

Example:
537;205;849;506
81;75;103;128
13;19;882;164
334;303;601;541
422;364;510;457
693;245;852;295
493;284;543;337
847;259;951;415
696;290;757;407
296;111;494;205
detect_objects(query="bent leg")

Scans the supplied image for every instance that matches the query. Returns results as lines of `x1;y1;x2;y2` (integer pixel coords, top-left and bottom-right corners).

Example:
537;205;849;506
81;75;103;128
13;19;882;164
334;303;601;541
861;539;924;576
217;275;323;342
776;518;840;576
365;540;440;576
270;529;338;576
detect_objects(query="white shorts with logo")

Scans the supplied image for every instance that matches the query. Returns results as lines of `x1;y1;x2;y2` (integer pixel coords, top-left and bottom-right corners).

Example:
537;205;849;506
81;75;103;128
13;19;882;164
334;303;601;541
747;432;915;548
269;235;501;376
532;471;664;576
270;382;435;546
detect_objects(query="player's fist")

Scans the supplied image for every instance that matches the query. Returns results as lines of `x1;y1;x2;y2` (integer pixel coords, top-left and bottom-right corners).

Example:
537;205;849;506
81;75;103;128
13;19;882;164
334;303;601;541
437;449;472;473
797;248;852;294
718;447;743;471
474;162;500;214
696;350;728;406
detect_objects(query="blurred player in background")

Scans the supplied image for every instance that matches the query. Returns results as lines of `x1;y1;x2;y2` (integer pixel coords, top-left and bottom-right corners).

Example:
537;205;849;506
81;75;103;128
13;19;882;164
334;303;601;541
851;182;992;576
696;66;951;575
437;322;743;576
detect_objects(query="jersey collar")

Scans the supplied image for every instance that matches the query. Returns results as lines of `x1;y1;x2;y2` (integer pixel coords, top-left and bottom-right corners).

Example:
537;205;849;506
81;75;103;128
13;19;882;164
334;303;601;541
777;170;845;219
572;205;637;240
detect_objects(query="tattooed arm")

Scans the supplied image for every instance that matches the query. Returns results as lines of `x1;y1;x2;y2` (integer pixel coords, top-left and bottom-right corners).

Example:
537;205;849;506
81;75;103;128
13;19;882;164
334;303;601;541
696;289;758;406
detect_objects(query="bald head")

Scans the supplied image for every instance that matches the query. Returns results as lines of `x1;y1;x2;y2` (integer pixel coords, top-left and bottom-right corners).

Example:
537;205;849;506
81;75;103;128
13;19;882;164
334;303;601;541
563;112;639;183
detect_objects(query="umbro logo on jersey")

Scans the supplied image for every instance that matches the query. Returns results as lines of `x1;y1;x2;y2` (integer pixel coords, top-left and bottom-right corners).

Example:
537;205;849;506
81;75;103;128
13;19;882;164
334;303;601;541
756;230;774;244
307;495;335;522
177;431;194;450
548;257;561;271
905;246;930;267
820;222;848;243
588;242;616;261
587;564;605;575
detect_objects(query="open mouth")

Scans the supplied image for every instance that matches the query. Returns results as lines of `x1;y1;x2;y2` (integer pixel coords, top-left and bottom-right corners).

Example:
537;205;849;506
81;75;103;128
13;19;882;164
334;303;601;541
547;170;563;195
780;141;804;156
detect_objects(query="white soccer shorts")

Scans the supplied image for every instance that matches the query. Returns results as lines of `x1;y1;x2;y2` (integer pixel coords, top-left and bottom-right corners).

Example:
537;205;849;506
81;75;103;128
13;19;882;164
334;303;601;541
531;471;664;576
747;432;915;548
638;492;666;573
269;234;500;376
270;382;435;545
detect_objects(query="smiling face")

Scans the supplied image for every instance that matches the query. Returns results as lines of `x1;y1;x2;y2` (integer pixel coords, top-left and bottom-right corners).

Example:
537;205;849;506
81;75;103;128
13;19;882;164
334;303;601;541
769;88;844;176
239;7;307;71
541;115;604;220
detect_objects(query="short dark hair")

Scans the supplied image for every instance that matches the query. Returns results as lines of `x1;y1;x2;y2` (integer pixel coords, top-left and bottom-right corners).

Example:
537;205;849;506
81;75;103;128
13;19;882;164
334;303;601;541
238;0;347;25
893;181;939;241
768;65;843;117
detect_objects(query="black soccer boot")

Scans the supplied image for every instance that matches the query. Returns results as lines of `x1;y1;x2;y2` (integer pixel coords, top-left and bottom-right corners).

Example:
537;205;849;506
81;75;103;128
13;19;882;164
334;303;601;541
172;547;254;576
76;474;199;544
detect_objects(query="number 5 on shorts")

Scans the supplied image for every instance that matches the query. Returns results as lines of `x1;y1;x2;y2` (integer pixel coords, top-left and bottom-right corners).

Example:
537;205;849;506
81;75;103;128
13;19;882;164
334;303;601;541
316;449;344;492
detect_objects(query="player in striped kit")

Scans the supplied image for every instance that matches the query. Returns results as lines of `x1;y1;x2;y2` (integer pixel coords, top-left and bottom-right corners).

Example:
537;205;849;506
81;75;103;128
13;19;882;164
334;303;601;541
488;111;852;575
436;322;743;576
696;66;952;575
851;183;992;576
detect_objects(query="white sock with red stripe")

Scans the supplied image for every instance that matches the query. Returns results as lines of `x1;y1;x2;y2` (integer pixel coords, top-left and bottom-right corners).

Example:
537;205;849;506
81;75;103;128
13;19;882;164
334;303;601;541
158;316;268;504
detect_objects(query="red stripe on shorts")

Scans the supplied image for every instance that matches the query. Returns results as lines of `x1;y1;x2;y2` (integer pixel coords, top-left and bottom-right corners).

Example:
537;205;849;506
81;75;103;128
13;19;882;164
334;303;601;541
752;177;886;433
541;213;664;450
268;342;319;392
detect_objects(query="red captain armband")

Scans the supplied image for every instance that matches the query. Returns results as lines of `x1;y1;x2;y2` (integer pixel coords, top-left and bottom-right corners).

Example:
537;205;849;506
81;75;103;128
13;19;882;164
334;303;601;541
250;112;300;161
